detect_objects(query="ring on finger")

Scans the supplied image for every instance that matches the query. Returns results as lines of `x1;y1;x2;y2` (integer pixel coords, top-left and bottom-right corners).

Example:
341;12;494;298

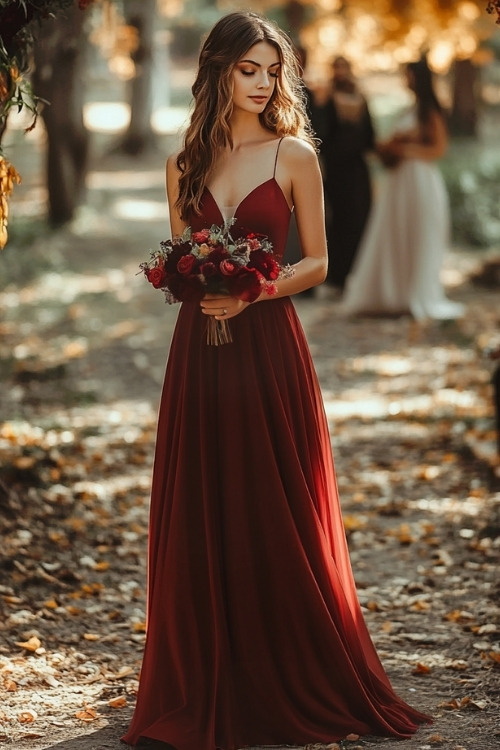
222;308;227;315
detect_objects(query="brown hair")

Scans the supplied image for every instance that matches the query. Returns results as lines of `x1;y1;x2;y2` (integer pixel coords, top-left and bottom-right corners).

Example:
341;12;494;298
176;11;316;220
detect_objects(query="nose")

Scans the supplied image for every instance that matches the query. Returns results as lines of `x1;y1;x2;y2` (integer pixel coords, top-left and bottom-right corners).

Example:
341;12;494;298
257;71;271;89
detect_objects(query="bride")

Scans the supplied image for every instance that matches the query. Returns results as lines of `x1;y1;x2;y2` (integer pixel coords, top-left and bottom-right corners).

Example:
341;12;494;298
343;57;465;321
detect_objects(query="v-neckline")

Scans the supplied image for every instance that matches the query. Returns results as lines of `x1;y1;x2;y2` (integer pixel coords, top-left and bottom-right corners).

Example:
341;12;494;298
205;178;277;222
205;179;292;224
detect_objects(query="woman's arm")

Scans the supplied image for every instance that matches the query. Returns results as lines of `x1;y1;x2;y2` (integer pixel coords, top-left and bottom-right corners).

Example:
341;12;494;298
262;136;328;299
166;154;188;237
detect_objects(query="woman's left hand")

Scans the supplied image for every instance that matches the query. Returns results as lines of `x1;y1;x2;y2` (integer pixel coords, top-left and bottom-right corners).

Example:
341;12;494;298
200;294;250;320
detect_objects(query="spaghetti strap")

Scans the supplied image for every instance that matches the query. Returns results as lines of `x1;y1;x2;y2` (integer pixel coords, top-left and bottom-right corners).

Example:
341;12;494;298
273;137;284;178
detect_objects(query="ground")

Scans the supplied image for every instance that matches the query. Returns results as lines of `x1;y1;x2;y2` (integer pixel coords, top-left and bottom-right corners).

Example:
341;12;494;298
0;134;499;750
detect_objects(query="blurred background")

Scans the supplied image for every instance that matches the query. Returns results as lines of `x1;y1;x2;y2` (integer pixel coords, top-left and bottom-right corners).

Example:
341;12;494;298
1;0;500;248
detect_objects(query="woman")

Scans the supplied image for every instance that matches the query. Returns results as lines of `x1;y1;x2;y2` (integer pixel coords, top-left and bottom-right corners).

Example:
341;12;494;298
343;58;464;320
317;56;375;289
122;13;430;749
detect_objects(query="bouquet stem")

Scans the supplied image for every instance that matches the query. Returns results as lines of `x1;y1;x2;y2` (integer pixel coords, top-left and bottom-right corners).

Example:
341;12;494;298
206;317;233;346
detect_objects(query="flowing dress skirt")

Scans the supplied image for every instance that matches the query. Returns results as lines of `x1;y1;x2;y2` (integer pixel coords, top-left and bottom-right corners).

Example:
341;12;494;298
343;159;464;320
122;297;430;749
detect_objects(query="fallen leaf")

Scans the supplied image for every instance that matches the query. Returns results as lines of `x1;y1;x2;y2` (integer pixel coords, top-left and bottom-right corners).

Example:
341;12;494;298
444;610;475;623
15;636;41;652
108;696;127;708
75;706;99;722
94;561;110;571
447;660;468;671
438;696;472;710
413;662;431;674
18;710;37;723
486;651;500;665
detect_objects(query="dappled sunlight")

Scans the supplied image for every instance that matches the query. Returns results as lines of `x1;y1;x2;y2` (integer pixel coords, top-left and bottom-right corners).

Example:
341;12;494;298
322;342;490;422
83;102;130;133
112;197;167;222
86;169;166;192
83;102;189;136
0;269;133;307
409;495;486;518
151;105;189;135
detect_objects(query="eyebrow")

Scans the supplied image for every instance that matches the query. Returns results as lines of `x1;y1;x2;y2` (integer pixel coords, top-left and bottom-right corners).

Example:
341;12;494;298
238;59;281;67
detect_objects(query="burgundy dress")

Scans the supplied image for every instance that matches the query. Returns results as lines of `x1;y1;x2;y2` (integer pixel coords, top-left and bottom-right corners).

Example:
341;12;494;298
122;145;430;749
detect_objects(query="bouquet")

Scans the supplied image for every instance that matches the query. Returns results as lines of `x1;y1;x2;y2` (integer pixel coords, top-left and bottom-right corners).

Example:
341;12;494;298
140;220;293;345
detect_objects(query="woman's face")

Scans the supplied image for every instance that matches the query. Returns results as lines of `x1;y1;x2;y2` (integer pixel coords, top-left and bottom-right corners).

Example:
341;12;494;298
332;57;351;84
231;41;280;115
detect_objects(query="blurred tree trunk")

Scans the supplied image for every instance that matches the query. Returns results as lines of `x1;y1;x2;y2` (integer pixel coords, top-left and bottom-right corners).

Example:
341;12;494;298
450;58;478;137
33;6;89;225
116;0;157;155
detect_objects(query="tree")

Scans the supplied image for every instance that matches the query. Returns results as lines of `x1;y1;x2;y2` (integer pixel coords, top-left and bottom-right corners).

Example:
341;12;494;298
113;0;158;155
0;0;95;243
32;6;89;225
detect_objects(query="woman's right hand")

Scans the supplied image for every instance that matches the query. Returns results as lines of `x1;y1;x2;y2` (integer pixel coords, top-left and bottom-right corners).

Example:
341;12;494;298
200;294;251;321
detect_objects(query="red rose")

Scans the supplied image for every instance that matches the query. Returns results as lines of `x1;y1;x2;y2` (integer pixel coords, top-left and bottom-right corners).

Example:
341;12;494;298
146;266;168;289
177;254;196;275
163;242;192;273
247;249;280;280
167;274;205;302
192;229;211;243
227;267;262;302
220;259;240;276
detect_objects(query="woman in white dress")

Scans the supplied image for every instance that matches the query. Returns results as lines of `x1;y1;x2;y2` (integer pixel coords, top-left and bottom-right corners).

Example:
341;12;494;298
342;58;464;320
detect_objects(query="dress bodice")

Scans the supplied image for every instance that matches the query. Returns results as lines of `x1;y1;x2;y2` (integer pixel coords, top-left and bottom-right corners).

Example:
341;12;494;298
189;178;292;261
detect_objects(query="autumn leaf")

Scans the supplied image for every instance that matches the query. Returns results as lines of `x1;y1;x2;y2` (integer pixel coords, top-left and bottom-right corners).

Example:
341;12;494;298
485;651;500;666
93;560;110;572
412;662;431;674
75;706;100;722
444;610;476;623
15;636;41;652
108;695;127;708
18;710;37;723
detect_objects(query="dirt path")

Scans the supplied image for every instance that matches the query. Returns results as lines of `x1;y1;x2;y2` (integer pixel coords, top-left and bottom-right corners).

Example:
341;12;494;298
0;143;499;750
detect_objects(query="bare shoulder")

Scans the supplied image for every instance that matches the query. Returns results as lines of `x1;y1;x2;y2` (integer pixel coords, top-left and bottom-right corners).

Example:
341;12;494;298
279;136;318;174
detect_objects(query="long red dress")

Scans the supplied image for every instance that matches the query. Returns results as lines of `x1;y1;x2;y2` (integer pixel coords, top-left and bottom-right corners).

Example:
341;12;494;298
122;142;430;749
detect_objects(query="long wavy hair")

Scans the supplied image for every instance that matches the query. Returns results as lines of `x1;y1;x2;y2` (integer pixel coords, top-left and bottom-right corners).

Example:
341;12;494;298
407;58;444;143
176;11;316;220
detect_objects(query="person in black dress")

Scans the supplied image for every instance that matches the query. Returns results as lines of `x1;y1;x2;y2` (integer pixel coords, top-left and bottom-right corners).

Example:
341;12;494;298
317;56;375;289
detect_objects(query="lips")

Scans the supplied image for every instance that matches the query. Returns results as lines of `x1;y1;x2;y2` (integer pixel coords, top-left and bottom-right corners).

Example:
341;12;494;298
249;96;267;104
